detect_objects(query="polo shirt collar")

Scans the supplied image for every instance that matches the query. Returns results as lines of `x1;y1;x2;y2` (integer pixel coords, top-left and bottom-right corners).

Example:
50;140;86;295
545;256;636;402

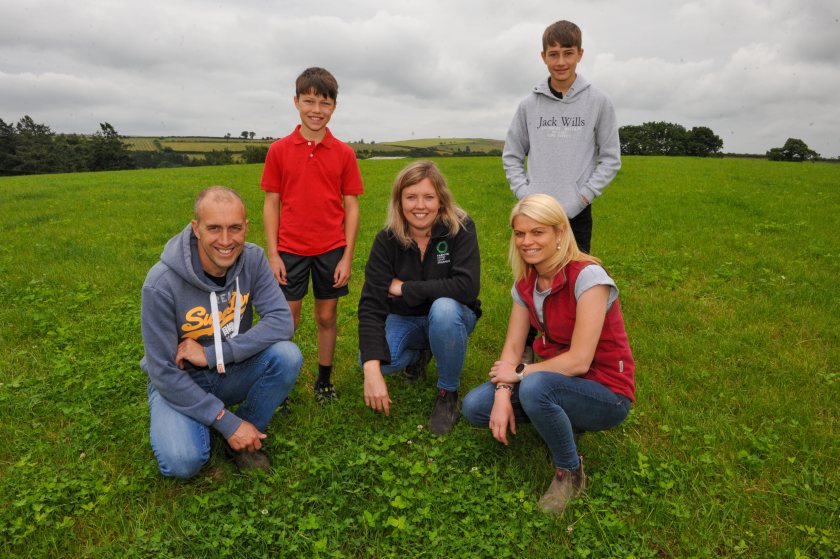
292;124;335;148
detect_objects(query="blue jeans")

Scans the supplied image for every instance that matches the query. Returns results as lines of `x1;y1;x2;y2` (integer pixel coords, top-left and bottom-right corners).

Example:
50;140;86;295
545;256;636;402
148;341;302;478
377;298;477;392
462;372;631;470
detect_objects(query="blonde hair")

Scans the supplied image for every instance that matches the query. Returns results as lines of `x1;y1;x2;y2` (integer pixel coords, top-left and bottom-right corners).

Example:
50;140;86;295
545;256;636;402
385;160;467;248
508;194;599;281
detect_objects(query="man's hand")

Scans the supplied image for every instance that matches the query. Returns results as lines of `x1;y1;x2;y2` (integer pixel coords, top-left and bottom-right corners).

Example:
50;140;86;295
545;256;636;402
176;338;208;369
363;363;392;416
227;420;267;452
489;394;517;446
333;255;352;288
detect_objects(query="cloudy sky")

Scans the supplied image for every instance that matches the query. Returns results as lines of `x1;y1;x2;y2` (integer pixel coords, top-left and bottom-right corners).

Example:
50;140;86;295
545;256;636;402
2;0;838;156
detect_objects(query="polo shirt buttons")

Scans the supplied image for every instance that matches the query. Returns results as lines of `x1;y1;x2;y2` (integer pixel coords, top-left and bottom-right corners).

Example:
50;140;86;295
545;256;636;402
307;142;312;146
309;153;314;158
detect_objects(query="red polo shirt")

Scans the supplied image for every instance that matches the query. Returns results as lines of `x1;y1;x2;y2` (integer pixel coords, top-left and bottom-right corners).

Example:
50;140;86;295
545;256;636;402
260;125;364;256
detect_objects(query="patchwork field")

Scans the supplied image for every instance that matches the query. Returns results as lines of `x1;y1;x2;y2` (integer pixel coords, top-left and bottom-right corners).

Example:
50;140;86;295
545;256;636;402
0;156;837;557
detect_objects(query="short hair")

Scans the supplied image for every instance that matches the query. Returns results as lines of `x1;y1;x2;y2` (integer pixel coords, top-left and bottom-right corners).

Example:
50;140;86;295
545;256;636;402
295;67;339;101
386;160;467;248
508;194;599;281
542;20;582;51
193;186;246;221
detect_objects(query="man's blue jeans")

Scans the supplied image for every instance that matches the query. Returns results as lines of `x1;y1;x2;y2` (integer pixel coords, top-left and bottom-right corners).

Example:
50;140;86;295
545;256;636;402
462;372;631;470
147;341;302;478
378;298;477;392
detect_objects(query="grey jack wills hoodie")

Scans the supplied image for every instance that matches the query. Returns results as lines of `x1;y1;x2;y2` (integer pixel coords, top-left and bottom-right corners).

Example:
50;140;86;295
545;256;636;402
140;224;294;438
502;74;621;219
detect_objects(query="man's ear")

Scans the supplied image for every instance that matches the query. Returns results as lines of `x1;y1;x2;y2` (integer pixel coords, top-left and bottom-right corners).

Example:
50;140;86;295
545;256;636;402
191;219;200;237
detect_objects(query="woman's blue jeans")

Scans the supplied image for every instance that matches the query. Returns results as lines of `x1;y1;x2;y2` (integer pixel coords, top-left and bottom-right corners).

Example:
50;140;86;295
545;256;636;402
147;341;302;478
378;298;477;392
462;371;631;470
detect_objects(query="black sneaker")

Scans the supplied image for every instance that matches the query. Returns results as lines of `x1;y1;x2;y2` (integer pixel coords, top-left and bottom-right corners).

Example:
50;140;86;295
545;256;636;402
314;381;338;404
428;388;459;435
403;349;432;384
224;443;271;472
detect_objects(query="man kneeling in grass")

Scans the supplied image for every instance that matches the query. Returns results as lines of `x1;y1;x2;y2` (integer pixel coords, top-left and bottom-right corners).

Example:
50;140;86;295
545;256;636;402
141;186;302;478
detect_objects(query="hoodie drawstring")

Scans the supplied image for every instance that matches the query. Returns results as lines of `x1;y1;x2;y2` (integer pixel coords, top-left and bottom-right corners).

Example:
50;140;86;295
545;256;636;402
209;277;242;374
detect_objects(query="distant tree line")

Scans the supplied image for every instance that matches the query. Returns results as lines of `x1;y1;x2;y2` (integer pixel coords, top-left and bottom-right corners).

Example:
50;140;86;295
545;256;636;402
619;122;724;157
1;116;134;176
0;116;272;176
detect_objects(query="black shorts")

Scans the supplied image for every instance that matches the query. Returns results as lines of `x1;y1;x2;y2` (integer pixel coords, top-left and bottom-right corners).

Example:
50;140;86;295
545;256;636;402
279;247;349;301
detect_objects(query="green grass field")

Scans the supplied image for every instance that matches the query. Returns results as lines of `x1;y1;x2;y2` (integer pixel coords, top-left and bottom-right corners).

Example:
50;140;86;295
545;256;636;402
0;157;837;557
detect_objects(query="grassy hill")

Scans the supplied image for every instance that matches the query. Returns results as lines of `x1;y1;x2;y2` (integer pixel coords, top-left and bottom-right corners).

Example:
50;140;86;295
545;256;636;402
124;136;504;160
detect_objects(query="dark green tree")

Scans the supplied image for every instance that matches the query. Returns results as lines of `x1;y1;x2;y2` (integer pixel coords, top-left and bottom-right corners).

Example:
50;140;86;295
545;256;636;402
618;124;645;155
88;122;134;171
767;138;819;162
620;122;722;157
204;149;234;165
242;145;269;164
0;118;19;175
14;115;59;174
53;133;91;173
685;126;724;157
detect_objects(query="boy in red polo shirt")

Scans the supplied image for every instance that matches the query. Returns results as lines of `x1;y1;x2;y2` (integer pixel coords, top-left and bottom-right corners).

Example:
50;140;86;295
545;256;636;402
261;67;364;404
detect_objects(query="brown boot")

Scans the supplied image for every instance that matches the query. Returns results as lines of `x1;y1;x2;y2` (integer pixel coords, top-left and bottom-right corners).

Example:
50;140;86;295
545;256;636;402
538;457;586;515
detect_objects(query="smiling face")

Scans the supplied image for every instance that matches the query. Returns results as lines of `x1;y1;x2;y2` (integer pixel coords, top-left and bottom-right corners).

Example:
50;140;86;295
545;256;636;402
541;43;583;92
191;197;248;277
294;91;336;140
512;214;563;271
401;178;441;238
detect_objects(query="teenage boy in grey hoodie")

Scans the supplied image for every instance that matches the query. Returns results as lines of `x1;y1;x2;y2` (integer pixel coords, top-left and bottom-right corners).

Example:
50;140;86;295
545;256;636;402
141;186;302;478
502;19;621;255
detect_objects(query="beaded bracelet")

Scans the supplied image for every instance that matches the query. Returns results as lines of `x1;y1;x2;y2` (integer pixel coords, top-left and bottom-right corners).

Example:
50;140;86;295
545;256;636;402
495;383;513;392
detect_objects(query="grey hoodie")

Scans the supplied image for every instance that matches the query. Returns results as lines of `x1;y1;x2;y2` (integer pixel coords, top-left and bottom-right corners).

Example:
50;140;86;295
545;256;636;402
502;74;621;219
140;224;294;438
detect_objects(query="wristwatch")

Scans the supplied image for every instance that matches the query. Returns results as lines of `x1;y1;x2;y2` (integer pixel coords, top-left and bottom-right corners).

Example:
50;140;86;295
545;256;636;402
515;362;527;381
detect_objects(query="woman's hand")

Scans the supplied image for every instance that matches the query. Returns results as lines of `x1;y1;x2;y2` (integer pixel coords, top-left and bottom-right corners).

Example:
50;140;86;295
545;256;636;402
489;392;516;445
488;360;519;385
363;362;392;416
388;278;404;297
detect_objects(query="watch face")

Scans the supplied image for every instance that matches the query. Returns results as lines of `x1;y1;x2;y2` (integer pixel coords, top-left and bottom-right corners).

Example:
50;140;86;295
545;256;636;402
516;363;525;373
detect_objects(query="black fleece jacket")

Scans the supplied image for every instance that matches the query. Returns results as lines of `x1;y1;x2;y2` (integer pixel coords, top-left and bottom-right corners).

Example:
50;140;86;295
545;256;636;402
358;216;481;365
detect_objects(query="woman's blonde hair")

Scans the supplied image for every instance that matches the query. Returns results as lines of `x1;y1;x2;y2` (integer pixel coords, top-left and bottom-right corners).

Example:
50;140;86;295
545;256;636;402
508;194;599;281
386;160;467;248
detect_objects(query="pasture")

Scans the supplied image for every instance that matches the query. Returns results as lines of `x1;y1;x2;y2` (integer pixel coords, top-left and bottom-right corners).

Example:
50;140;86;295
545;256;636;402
122;136;504;160
0;156;837;557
